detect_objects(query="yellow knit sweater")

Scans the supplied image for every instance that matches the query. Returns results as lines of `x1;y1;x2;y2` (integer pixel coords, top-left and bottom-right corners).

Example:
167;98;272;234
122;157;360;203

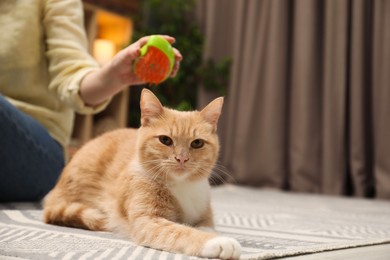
0;0;110;149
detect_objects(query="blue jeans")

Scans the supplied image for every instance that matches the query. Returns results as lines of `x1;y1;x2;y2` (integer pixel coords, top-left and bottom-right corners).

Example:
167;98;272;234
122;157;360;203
0;95;64;201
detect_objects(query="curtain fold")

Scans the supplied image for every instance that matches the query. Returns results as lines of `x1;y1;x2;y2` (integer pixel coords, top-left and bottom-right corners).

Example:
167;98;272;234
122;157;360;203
198;0;390;199
348;0;375;197
372;0;390;198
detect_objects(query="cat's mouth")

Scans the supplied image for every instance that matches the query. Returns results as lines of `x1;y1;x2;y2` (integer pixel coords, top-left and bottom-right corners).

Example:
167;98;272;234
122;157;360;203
172;164;187;172
176;163;187;170
169;163;191;176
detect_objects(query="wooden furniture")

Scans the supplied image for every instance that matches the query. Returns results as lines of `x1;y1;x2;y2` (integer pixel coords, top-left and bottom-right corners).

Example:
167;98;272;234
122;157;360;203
70;2;138;150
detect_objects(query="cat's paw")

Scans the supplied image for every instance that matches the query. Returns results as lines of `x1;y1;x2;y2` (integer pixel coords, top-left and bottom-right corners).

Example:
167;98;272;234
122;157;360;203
201;236;241;259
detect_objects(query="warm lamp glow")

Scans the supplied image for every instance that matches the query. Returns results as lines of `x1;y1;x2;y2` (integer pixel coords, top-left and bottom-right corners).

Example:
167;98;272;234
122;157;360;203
93;39;115;65
97;11;132;48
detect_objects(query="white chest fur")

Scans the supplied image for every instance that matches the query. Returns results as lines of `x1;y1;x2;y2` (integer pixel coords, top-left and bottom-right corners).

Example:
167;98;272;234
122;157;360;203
167;178;210;225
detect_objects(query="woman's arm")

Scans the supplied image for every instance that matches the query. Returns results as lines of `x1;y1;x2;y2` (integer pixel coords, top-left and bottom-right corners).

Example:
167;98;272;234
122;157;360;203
43;0;182;111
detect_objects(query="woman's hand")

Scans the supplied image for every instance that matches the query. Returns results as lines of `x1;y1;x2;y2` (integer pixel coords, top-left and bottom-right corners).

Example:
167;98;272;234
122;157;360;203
107;35;183;86
80;35;183;106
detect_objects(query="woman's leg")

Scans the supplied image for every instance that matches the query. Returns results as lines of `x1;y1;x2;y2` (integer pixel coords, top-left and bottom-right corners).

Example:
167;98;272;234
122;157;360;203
0;95;64;201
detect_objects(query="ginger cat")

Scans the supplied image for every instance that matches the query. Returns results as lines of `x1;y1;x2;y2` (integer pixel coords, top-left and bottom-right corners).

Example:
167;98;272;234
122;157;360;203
43;88;241;259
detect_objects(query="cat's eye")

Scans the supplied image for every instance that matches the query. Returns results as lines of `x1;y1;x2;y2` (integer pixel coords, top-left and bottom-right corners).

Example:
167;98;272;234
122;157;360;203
191;139;204;149
159;135;173;146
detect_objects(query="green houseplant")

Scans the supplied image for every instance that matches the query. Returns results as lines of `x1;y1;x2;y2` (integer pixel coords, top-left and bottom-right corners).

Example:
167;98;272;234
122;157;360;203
128;0;231;127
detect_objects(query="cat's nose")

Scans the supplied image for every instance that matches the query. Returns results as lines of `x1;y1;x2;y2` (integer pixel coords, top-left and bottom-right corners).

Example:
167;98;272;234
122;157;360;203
175;154;189;167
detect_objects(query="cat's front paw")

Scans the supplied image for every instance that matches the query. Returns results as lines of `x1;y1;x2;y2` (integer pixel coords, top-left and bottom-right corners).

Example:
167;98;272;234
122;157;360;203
201;236;241;259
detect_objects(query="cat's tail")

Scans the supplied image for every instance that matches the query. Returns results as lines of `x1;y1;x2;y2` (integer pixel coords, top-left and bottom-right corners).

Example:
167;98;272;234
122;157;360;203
43;200;107;231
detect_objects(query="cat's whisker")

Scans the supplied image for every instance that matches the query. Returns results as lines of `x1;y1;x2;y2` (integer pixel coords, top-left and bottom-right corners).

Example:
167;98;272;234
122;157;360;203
158;167;170;182
209;172;227;185
149;166;166;182
212;162;237;184
208;176;222;186
193;167;215;180
189;160;236;185
139;161;168;183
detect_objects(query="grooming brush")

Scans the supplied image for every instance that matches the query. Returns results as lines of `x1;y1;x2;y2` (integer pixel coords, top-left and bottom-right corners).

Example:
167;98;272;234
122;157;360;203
134;35;175;85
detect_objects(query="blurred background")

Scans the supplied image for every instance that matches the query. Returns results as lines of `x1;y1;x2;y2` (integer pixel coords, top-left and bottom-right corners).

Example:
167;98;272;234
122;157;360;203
76;0;390;200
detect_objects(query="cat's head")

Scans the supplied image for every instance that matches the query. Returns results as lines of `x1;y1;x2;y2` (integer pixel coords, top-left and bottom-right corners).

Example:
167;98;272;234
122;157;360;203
136;88;223;182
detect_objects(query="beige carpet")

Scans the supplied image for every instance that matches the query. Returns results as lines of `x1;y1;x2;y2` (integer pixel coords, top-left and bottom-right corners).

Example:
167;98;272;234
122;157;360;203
1;185;390;259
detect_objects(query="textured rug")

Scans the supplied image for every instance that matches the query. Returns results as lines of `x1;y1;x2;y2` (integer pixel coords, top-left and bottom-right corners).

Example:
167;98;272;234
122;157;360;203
1;185;390;260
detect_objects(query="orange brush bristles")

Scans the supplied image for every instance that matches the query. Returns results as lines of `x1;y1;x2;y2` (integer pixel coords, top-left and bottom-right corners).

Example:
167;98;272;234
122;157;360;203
135;46;172;85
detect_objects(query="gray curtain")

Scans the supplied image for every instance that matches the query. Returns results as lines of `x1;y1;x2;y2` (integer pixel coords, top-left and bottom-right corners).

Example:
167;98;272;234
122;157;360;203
197;0;390;199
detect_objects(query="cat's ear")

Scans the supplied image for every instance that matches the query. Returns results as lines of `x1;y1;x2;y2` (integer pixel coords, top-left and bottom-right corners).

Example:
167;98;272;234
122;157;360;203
140;88;163;126
200;97;224;128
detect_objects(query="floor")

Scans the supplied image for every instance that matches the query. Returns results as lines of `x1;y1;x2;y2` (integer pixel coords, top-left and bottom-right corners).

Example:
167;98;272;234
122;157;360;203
284;243;390;259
